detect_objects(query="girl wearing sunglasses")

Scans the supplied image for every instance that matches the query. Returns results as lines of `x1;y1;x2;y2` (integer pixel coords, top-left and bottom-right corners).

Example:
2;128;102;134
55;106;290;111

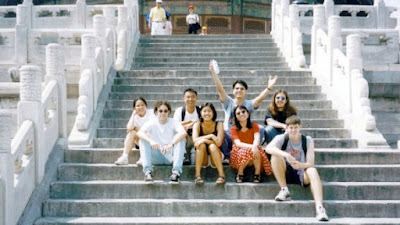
264;89;298;144
230;106;272;183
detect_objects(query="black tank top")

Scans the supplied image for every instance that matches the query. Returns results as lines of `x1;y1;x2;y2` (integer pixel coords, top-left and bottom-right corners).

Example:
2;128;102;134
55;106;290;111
199;122;219;136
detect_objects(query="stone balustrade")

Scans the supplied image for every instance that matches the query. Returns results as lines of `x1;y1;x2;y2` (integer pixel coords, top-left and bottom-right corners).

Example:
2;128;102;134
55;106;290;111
0;43;67;225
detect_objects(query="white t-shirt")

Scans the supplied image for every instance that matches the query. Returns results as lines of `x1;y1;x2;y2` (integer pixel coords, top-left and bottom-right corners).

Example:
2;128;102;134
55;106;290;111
163;21;173;35
173;106;200;122
140;118;185;145
186;14;199;24
127;109;156;129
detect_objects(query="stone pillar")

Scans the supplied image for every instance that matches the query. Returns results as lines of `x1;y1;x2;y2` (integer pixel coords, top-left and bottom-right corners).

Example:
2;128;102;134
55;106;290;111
324;0;334;23
347;34;363;113
76;0;86;28
311;5;325;68
93;15;107;85
22;0;32;29
45;44;67;140
0;113;14;225
104;7;117;63
118;6;128;35
289;4;299;59
328;16;342;86
81;34;97;111
15;4;28;65
375;0;386;29
18;65;45;184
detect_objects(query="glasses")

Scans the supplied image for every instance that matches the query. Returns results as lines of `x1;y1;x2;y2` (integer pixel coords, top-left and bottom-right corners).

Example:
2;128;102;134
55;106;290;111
236;110;247;116
158;109;168;113
275;96;286;101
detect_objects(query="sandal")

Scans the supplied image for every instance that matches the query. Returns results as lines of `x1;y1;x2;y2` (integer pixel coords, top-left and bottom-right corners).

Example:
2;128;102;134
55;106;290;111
215;176;226;184
195;176;204;184
236;174;244;183
253;174;261;183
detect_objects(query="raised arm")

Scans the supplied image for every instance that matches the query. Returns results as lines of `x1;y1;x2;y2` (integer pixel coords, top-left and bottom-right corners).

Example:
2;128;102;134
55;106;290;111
252;75;277;109
209;60;227;102
266;118;287;130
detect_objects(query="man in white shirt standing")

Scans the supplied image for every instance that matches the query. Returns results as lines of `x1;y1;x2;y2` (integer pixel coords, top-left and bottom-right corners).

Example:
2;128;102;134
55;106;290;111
149;0;166;35
173;88;200;165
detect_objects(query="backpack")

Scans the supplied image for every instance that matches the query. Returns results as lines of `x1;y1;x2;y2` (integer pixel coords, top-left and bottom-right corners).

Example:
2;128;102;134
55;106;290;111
281;134;308;156
181;106;201;121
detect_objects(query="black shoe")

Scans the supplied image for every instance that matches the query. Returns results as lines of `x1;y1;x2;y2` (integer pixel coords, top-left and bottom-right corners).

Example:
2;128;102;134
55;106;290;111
144;173;154;184
169;173;180;184
183;158;191;165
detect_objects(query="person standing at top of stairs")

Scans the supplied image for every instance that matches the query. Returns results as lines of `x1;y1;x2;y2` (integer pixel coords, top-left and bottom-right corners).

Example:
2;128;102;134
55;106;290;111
148;0;166;35
208;60;277;163
186;5;200;34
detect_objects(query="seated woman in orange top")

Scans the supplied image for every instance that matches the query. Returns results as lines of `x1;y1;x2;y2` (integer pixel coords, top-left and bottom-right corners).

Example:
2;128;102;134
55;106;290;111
230;105;272;183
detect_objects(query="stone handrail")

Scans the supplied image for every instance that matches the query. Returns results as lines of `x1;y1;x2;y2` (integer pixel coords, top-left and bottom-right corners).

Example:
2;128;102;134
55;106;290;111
271;0;306;69
0;43;67;225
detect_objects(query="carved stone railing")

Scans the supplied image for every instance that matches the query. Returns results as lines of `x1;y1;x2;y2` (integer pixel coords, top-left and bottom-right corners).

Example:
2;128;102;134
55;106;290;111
311;13;389;148
0;43;67;225
271;0;306;69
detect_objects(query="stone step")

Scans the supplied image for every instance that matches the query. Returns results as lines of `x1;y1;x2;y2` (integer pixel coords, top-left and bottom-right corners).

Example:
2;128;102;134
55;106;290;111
110;85;321;93
64;148;400;165
133;56;285;63
49;181;400;201
139;37;274;43
42;199;400;218
369;83;400;98
117;70;312;78
373;112;400;123
138;47;281;53
370;97;400;113
130;67;290;71
383;134;400;149
140;34;272;39
375;121;400;133
93;138;357;149
108;93;326;101
33;217;400;225
138;42;277;48
105;100;330;110
113;76;316;86
137;51;282;57
99;118;343;129
101;109;338;119
57;163;393;182
96;128;350;139
131;62;288;69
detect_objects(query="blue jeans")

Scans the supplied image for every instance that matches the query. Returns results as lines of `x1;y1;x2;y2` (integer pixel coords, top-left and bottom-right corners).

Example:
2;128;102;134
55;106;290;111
139;139;186;176
265;125;284;144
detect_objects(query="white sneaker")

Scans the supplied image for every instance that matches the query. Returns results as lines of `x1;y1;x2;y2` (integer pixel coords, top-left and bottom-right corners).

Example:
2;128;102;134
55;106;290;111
274;188;291;201
316;206;329;221
114;155;129;165
135;158;142;165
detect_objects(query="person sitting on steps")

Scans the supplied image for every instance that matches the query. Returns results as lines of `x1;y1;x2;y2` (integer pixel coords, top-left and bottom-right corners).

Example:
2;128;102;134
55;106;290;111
115;97;155;165
192;102;225;184
265;115;329;221
137;101;187;184
264;89;298;144
173;88;200;165
230;105;272;183
209;60;278;164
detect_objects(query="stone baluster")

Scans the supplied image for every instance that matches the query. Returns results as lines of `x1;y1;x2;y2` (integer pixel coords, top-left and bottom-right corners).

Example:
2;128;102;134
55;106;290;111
289;4;299;59
328;16;342;86
93;15;107;85
346;34;363;114
311;5;325;68
375;0;386;29
396;8;400;39
15;4;29;65
80;34;97;111
18;65;44;184
124;0;134;33
76;0;86;28
104;7;117;63
22;0;32;29
45;44;67;141
0;113;14;225
324;0;334;23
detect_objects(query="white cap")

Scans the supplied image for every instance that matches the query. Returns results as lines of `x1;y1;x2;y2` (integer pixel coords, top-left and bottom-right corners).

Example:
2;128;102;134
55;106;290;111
156;0;162;3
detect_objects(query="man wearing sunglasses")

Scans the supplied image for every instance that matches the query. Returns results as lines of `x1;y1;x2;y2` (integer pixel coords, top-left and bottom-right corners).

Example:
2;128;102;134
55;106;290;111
137;101;187;184
209;61;277;163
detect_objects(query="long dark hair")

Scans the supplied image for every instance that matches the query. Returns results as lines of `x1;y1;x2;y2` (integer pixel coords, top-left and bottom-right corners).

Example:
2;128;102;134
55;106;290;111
233;105;253;130
199;102;217;122
268;89;298;118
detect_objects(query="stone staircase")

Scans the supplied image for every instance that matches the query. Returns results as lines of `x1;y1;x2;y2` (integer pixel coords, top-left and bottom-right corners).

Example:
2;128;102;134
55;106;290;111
35;35;400;224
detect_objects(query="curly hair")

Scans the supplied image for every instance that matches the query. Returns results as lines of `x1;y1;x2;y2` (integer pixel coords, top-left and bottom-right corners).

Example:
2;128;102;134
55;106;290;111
154;100;171;114
268;89;298;118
